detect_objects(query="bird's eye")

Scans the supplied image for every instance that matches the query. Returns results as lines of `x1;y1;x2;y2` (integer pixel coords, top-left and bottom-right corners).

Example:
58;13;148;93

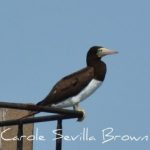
97;49;102;57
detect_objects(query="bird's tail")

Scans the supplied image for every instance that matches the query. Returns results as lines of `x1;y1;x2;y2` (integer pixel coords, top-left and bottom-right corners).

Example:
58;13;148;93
18;98;48;120
18;111;39;120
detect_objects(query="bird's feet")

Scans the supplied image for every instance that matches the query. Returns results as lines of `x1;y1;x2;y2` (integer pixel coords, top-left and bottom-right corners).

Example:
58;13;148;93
77;109;86;122
73;104;86;122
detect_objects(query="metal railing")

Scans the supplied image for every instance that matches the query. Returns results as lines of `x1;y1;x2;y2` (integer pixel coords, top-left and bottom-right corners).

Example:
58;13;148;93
0;102;83;150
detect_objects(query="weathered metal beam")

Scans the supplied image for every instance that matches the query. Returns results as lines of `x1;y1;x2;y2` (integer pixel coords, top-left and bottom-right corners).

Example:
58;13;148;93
0;114;82;127
56;120;62;150
0;102;83;117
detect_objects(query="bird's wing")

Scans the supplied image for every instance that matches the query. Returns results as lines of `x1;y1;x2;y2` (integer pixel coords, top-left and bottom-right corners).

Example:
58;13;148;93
37;67;94;106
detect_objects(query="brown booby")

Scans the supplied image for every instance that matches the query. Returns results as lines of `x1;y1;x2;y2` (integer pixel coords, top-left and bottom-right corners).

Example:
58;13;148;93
21;46;118;120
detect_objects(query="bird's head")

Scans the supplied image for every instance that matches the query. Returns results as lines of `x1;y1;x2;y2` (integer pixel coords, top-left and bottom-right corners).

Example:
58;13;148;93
88;46;118;58
86;46;118;65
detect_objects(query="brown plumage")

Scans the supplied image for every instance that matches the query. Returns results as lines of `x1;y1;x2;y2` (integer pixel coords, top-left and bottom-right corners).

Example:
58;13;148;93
37;67;94;106
19;46;118;120
37;46;107;106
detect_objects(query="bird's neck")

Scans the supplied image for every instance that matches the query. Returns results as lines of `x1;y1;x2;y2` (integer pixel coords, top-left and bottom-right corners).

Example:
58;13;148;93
87;58;106;81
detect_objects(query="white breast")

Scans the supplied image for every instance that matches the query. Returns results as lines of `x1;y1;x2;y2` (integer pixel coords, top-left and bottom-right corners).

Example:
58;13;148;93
52;79;102;108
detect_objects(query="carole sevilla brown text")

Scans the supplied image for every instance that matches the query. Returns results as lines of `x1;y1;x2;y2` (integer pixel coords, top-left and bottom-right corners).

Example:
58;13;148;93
0;127;149;144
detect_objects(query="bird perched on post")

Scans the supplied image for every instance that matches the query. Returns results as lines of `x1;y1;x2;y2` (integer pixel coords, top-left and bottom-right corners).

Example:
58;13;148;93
20;46;118;120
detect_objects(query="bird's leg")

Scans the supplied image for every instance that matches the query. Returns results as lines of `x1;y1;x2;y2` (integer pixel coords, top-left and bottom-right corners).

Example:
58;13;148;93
73;103;86;121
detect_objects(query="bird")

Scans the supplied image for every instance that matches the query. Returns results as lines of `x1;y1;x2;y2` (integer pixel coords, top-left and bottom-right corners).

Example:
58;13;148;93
20;46;118;120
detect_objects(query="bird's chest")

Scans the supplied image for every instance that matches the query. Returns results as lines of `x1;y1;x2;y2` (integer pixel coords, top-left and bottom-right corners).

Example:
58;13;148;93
73;79;102;102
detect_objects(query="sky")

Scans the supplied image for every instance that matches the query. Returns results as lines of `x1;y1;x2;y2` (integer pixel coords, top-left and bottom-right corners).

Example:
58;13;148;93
0;0;150;149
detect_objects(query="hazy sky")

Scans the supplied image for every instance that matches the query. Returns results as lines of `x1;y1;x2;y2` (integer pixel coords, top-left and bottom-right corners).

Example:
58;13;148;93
0;0;150;150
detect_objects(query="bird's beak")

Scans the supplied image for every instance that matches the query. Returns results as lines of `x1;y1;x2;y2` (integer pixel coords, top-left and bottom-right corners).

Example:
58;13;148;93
99;48;118;57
